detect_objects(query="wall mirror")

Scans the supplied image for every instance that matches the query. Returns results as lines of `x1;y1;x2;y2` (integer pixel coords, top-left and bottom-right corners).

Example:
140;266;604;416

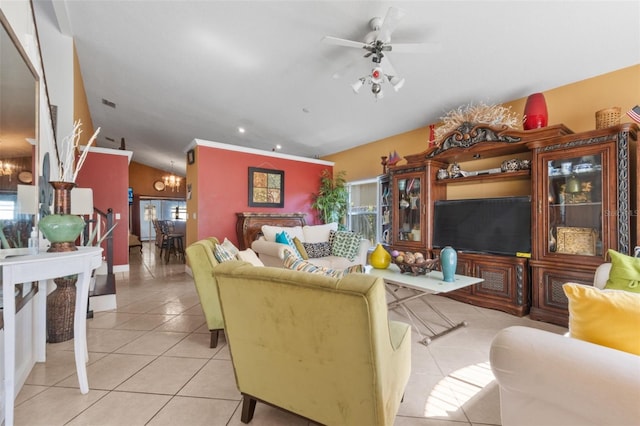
0;10;39;257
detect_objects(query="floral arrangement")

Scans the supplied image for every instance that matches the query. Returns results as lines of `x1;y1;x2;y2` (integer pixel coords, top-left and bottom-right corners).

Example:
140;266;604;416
54;120;100;182
434;102;521;142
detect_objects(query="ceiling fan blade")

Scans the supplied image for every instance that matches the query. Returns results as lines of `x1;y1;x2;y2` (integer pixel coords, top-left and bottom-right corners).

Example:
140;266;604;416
390;42;442;54
322;35;367;49
380;56;399;78
377;7;406;42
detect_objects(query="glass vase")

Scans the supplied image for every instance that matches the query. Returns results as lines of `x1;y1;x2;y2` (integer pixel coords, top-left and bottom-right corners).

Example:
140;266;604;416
440;246;457;282
38;181;85;252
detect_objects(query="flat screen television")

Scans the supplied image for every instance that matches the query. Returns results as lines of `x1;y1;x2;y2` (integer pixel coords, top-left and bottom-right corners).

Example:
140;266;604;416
432;196;531;256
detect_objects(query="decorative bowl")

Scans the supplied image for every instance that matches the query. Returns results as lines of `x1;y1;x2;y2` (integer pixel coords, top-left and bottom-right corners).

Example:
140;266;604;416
392;256;440;276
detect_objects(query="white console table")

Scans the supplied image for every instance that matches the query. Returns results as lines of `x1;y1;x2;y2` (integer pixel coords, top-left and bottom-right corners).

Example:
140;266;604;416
1;247;102;426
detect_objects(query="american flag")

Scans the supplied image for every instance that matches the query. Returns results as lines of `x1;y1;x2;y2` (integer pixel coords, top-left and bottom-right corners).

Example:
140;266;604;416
627;105;640;123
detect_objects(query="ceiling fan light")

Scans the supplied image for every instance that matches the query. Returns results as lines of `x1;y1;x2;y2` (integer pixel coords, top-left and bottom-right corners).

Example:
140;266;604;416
351;78;365;93
371;83;382;95
390;76;405;92
371;67;384;84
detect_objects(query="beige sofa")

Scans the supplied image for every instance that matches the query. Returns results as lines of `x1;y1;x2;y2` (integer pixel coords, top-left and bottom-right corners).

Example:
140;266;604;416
251;222;370;269
490;263;640;426
213;260;411;425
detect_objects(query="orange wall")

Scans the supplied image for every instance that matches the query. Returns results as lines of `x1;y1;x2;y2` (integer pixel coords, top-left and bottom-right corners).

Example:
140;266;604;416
76;150;130;267
325;65;640;182
129;161;186;198
189;143;333;246
73;43;95;144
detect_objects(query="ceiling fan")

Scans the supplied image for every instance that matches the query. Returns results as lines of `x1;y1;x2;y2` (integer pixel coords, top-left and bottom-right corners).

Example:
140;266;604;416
322;7;439;99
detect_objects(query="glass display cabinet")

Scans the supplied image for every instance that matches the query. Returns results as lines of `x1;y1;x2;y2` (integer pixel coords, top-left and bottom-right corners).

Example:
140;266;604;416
391;169;425;250
528;124;638;326
546;153;604;257
378;174;391;245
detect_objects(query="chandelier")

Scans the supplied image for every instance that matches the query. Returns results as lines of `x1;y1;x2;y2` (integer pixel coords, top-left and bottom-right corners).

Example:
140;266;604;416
351;66;405;100
163;161;181;192
0;160;14;181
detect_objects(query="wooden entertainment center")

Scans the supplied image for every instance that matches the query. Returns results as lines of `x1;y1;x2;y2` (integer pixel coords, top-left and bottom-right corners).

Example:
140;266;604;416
384;123;638;325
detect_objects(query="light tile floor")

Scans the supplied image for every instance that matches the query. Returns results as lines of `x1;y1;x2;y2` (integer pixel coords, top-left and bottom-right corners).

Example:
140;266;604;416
16;243;567;425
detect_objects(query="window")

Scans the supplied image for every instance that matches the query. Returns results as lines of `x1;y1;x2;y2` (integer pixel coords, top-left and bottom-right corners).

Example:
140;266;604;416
346;179;378;244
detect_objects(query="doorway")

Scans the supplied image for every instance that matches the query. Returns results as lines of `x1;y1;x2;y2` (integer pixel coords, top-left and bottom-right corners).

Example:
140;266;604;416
137;197;186;242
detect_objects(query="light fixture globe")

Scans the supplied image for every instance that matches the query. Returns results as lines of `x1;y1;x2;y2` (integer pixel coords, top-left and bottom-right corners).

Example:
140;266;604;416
371;83;382;94
351;78;365;93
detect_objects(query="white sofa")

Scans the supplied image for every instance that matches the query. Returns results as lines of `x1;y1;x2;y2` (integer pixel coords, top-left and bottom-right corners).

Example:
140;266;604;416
490;263;640;426
251;222;370;269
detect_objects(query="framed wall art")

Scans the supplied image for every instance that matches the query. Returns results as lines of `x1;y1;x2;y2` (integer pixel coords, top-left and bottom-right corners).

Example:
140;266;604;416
248;167;284;207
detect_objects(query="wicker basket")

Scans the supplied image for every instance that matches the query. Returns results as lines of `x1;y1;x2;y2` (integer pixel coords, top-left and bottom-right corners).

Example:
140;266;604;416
595;107;621;129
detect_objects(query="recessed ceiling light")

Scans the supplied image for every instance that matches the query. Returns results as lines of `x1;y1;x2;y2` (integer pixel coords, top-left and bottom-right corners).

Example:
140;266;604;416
238;127;246;134
276;144;282;150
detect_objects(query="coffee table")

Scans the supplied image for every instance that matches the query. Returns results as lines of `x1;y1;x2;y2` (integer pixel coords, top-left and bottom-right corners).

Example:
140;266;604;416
369;264;484;345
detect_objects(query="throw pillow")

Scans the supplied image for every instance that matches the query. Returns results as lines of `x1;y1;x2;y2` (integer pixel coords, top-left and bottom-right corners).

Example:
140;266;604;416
330;230;362;261
283;250;364;279
283;249;319;273
563;282;640;355
221;238;240;257
213;244;236;263
604;249;640;293
275;231;302;258
302;241;332;258
292;237;309;260
237;248;265;266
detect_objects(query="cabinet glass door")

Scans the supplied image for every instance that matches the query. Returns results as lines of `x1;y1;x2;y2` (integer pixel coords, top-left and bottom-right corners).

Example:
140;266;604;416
547;153;603;256
396;175;422;243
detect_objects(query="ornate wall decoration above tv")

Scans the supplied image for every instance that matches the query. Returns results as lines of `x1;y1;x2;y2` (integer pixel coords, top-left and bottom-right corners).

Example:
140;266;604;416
248;167;284;207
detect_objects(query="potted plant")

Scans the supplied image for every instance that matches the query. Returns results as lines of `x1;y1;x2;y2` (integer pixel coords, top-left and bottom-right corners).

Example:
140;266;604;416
311;169;348;228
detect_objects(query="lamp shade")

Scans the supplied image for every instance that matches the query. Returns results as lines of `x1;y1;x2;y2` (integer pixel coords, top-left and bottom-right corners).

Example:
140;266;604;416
17;184;37;215
71;188;94;215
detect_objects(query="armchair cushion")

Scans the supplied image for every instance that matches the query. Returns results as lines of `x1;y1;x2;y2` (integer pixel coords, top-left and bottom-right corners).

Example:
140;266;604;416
604;249;640;293
563;282;640;355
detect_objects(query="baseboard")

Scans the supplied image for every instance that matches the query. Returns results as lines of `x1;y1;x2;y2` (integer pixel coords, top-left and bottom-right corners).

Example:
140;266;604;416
89;294;117;312
114;264;129;273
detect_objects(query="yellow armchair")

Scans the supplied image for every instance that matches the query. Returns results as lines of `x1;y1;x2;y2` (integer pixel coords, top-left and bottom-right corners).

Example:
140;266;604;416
213;261;411;425
185;237;225;347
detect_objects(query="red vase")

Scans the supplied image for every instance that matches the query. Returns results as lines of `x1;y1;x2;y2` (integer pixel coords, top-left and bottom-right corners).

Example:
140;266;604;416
523;93;548;130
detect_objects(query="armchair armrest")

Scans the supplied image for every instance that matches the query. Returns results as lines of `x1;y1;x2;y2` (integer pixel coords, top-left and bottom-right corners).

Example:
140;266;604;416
251;239;291;259
355;238;371;265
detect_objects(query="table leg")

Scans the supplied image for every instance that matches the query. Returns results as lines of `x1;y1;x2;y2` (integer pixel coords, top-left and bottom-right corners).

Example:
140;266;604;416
74;268;91;394
386;284;467;346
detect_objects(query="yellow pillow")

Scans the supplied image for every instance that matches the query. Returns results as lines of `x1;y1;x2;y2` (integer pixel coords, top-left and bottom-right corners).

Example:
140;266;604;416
292;237;309;260
563;282;640;355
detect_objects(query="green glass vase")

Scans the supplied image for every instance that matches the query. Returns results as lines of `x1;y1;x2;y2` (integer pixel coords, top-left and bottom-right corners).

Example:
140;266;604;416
38;182;85;252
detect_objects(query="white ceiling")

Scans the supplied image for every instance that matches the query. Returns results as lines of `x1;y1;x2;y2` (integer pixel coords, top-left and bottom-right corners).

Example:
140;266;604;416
46;1;639;175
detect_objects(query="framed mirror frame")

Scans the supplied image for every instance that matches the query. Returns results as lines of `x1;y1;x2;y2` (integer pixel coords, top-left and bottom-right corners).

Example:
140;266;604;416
0;8;40;258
